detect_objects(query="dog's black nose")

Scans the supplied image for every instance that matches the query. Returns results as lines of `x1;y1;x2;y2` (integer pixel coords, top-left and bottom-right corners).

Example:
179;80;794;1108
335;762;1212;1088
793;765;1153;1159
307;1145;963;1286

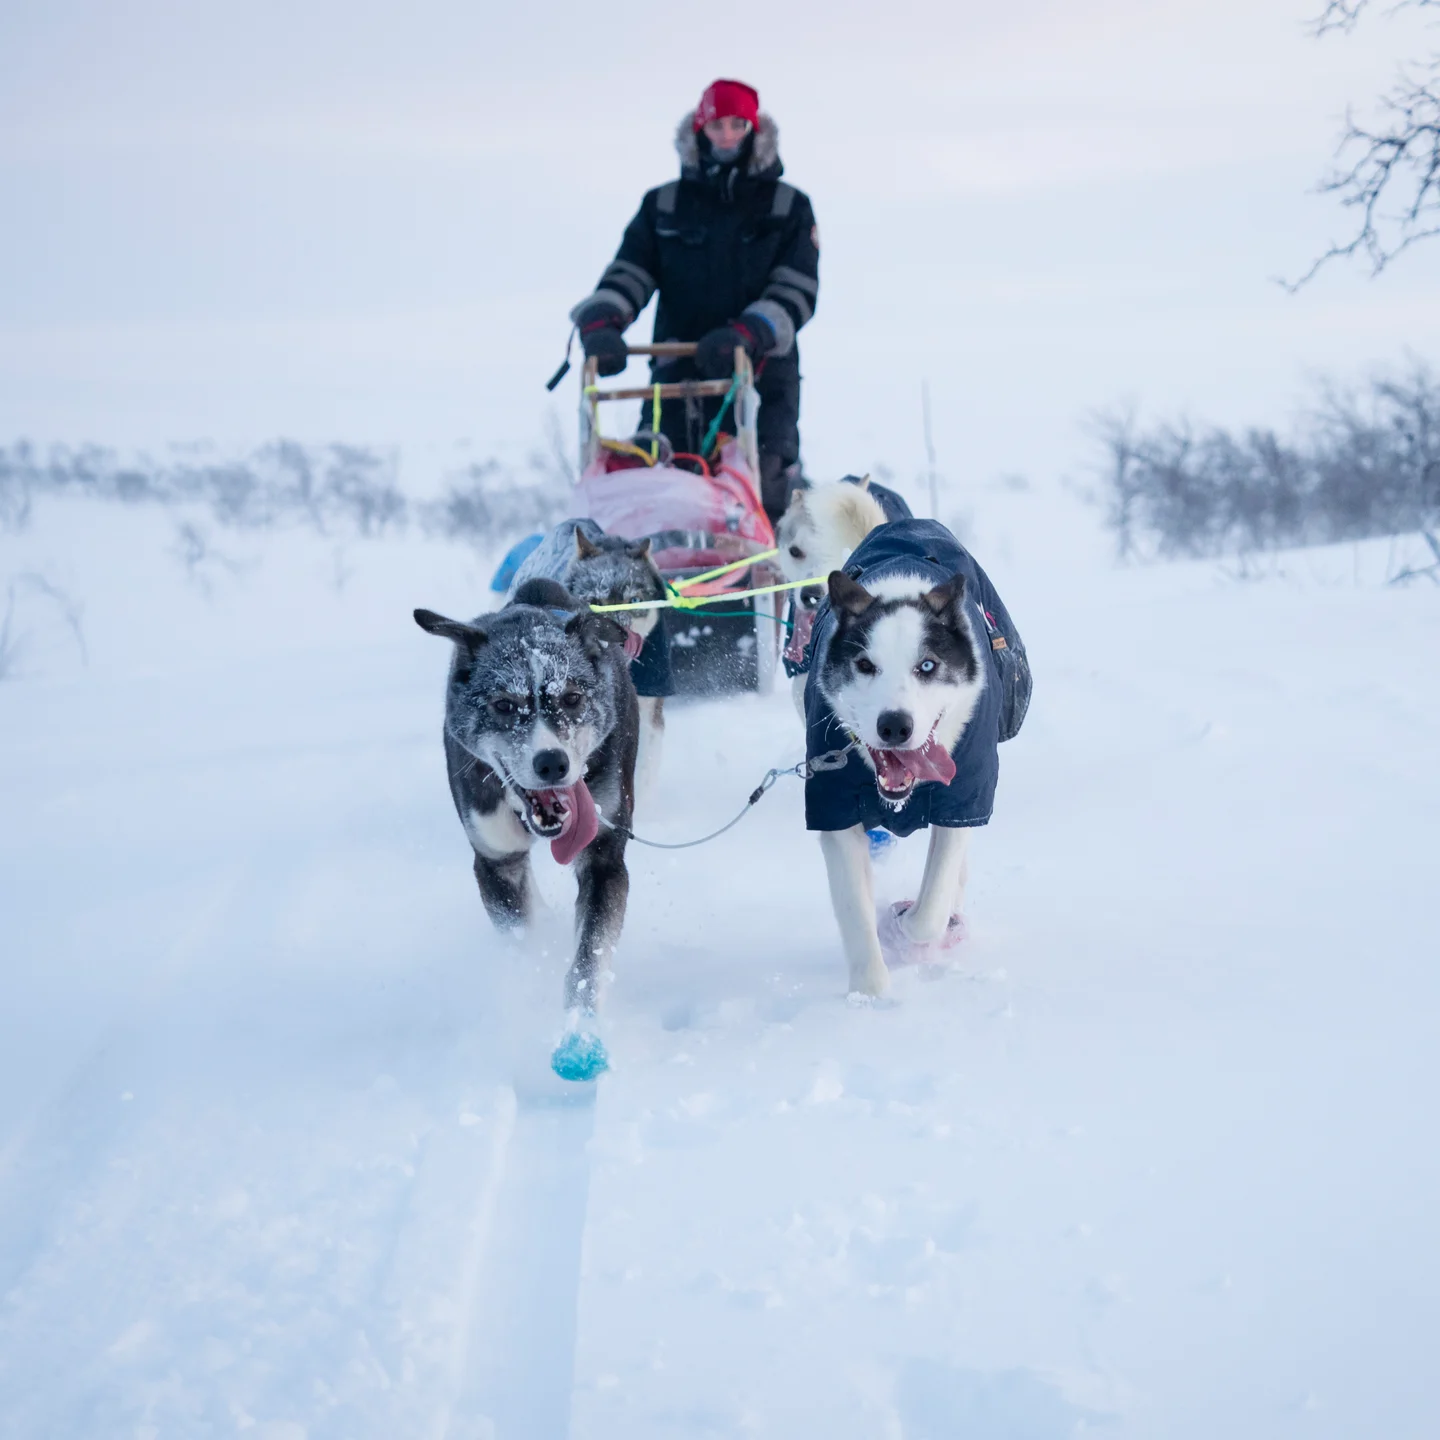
876;709;913;746
532;748;570;785
799;584;824;611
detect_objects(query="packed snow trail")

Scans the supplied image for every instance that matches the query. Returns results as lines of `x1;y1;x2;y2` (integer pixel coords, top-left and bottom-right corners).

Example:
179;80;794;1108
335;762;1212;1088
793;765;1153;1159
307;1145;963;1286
2;498;1438;1436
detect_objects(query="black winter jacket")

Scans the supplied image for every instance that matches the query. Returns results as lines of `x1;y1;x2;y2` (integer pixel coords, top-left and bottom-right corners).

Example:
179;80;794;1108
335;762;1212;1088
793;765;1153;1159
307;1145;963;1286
572;112;820;374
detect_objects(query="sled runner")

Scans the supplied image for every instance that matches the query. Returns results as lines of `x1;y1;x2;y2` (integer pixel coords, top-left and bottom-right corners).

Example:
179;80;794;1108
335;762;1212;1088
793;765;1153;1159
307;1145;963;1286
574;343;783;695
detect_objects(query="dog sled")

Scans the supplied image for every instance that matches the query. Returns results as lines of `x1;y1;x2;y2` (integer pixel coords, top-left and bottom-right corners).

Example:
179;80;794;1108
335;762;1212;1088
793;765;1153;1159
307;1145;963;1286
573;343;784;695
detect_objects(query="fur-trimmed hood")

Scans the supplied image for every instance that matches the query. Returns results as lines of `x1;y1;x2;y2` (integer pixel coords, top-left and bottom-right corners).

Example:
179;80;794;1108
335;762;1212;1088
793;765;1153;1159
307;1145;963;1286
675;110;782;180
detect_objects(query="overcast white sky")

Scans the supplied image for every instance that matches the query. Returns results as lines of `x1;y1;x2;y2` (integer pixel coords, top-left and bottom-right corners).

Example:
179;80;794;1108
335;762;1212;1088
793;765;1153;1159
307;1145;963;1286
3;0;1438;490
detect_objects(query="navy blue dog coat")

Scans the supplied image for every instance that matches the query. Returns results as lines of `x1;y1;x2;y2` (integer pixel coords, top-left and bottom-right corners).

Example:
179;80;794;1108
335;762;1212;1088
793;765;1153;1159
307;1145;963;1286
803;519;1030;837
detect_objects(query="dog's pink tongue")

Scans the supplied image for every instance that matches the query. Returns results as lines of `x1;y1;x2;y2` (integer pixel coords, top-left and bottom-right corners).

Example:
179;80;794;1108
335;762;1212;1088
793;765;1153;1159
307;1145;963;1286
784;607;816;666
907;737;957;785
548;780;599;865
622;629;644;660
874;738;957;790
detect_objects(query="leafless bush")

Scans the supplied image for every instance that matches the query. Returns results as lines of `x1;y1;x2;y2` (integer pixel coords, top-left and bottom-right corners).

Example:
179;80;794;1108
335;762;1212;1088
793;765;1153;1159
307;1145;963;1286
1101;363;1440;559
419;454;572;546
0;573;88;678
0;441;407;537
0;437;573;554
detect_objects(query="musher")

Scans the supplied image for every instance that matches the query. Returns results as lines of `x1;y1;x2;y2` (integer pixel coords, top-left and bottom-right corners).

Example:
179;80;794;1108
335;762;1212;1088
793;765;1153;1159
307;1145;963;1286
568;78;821;524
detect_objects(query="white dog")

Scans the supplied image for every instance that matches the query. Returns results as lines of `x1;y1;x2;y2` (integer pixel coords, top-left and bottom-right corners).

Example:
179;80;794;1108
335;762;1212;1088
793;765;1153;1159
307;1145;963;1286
775;475;913;710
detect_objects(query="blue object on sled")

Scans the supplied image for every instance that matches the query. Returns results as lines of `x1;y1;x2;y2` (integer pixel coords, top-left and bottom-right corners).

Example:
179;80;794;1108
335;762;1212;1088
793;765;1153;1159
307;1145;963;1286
490;533;544;592
551;1029;610;1083
867;828;897;860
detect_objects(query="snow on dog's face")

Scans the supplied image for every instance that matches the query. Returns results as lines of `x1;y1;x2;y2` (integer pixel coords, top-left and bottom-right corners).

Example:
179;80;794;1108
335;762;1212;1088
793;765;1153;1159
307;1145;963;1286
564;528;667;649
414;602;625;843
817;569;986;805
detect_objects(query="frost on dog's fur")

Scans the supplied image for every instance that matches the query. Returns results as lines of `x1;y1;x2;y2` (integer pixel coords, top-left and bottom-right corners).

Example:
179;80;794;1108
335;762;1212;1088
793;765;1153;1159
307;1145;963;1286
510;519;670;803
414;584;639;1023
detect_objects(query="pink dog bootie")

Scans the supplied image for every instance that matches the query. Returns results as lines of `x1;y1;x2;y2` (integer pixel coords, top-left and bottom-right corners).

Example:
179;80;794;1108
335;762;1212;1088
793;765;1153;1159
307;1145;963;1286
877;900;967;968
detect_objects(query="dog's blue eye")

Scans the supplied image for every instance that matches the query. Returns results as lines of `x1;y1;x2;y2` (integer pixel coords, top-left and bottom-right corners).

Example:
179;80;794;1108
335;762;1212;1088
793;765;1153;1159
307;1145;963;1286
917;659;937;675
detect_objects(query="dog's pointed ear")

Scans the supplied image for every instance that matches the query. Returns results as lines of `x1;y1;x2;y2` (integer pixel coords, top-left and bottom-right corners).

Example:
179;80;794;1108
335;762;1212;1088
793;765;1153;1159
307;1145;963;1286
415;608;487;648
828;570;876;618
566;609;628;659
856;473;872;491
921;571;967;619
627;536;653;561
574;526;602;560
781;486;807;519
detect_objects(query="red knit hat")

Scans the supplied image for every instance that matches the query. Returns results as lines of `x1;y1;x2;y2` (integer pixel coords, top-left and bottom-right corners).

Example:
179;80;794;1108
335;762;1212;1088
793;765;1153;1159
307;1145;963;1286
693;79;760;132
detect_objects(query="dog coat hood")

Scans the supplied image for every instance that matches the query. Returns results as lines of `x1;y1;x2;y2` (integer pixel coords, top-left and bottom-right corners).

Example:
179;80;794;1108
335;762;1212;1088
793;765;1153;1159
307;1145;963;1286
803;519;1030;838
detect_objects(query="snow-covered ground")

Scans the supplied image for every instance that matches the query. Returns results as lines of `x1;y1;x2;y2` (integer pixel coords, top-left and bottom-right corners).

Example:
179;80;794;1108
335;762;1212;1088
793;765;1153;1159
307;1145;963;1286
1;492;1437;1438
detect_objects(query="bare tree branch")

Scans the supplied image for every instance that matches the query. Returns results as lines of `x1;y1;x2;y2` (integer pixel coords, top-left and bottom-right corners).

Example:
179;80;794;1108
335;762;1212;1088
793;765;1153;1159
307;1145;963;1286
1293;0;1440;283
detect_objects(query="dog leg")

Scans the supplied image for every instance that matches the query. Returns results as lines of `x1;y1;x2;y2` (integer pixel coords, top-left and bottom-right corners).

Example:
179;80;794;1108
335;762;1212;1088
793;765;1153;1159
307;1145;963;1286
565;827;630;1013
634;696;665;811
472;848;533;931
903;827;970;943
820;824;889;997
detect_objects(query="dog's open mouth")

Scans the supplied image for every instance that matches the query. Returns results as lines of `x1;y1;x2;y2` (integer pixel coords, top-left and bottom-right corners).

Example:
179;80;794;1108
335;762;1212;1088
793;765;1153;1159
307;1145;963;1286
784;603;818;667
518;781;600;864
866;738;957;803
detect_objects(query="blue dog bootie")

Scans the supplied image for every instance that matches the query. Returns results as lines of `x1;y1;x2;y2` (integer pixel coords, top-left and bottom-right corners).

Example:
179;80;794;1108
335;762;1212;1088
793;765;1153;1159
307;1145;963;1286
867;828;897;861
551;1014;610;1083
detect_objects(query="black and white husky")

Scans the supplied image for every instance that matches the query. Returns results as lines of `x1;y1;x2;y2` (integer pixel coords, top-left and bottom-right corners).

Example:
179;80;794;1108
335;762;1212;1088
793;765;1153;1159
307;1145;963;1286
803;519;1031;997
415;578;638;1079
511;519;670;800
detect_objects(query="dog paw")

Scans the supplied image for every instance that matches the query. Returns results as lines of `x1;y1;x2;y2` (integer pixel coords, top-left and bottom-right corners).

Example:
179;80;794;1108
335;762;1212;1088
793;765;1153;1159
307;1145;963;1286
847;961;892;1001
878;901;967;968
551;1023;610;1083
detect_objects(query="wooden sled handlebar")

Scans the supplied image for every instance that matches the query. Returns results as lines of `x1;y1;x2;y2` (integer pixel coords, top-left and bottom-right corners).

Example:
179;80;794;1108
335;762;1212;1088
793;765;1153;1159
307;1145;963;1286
592;379;733;402
626;342;697;358
585;345;747;404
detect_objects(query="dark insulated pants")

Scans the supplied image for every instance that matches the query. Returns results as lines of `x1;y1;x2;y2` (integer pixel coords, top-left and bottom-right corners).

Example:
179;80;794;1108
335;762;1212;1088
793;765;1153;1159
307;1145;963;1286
649;357;801;523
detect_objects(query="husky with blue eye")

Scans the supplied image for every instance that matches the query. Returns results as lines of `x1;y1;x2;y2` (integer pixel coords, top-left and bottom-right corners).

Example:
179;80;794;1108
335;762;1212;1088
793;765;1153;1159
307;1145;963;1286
803;519;1032;996
414;577;638;1080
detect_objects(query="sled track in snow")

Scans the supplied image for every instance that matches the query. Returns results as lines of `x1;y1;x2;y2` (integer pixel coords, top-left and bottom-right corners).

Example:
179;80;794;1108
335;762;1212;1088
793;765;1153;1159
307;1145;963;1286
445;1090;597;1440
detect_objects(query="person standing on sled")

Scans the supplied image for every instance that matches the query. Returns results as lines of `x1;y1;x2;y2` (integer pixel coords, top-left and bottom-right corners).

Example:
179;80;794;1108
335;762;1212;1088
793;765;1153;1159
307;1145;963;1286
569;78;820;524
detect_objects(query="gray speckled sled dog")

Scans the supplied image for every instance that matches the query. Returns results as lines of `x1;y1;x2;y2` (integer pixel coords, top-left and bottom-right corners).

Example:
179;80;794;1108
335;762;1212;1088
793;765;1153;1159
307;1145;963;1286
511;518;672;800
414;577;638;1080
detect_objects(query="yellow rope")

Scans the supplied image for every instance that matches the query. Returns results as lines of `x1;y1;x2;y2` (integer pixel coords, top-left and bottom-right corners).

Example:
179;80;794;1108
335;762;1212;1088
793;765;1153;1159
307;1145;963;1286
598;438;656;464
591;573;828;613
669;547;779;591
